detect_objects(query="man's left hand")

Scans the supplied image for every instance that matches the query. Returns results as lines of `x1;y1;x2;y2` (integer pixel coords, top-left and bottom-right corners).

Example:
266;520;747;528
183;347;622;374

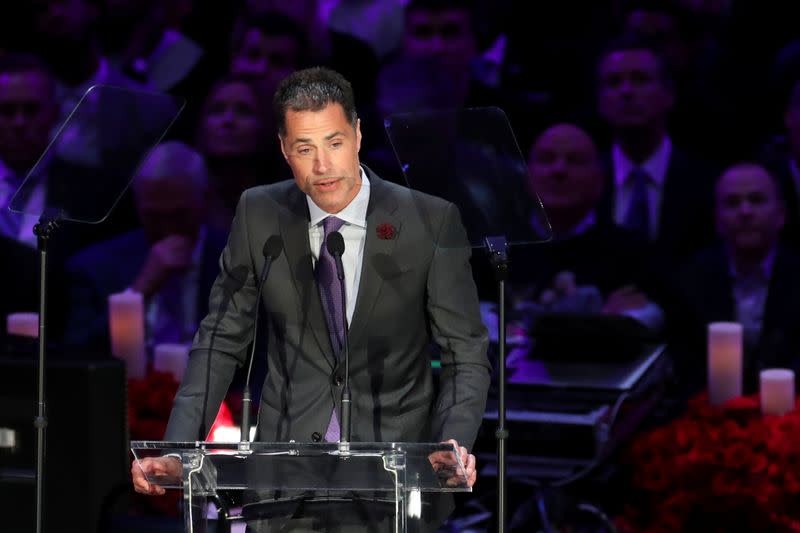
443;439;477;487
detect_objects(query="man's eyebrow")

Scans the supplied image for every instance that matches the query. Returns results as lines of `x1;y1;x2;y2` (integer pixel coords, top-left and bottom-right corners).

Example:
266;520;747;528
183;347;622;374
291;137;311;146
291;131;345;146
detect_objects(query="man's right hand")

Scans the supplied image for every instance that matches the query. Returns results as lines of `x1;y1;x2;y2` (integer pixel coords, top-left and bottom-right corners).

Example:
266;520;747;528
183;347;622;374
131;456;182;496
132;235;195;299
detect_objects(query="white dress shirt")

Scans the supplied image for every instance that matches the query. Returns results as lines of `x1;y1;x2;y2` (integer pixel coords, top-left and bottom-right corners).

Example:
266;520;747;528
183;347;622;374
145;227;207;346
307;168;370;325
612;136;673;240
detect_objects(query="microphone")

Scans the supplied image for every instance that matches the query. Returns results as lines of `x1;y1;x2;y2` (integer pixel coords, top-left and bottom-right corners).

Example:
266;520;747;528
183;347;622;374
325;231;351;447
240;235;284;446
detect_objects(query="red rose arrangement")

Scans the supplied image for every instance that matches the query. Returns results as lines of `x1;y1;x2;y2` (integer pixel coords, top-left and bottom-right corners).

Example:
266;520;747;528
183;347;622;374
616;393;800;532
376;222;396;240
128;371;237;517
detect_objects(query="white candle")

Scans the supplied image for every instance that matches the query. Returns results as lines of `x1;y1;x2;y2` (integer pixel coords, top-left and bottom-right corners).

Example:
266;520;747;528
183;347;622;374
707;322;743;405
153;343;189;382
760;369;795;416
6;312;39;338
108;290;146;379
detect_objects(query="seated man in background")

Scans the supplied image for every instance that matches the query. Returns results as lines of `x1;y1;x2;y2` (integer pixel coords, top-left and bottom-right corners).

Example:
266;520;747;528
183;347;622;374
670;163;800;397
485;122;665;333
64;141;227;352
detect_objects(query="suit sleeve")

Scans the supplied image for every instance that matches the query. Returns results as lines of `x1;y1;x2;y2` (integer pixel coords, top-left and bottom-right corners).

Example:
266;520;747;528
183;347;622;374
164;192;258;441
427;202;492;450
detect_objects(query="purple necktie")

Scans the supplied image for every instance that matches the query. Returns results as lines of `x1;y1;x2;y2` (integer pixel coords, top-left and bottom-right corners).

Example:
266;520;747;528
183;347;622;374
317;216;346;441
623;167;651;239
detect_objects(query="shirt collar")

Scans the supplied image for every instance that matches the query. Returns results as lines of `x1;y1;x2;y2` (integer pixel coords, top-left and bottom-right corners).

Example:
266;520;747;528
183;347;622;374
533;210;596;240
728;245;777;281
307;167;370;228
613;135;672;188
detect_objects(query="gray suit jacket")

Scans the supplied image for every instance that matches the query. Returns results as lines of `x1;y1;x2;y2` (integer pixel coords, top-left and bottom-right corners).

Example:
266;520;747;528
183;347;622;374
165;168;491;448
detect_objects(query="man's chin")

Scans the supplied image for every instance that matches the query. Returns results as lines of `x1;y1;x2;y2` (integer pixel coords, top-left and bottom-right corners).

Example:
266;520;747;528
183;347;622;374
310;194;343;214
734;234;767;251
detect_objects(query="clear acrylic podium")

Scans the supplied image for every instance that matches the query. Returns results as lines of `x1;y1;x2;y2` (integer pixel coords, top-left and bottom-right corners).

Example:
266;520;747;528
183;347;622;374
131;441;470;532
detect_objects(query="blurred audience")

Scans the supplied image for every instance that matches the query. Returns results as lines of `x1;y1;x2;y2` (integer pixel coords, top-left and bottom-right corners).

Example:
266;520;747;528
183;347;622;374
100;0;201;92
399;0;492;110
481;123;665;331
195;76;274;232
761;76;800;243
228;11;310;105
27;0;147;120
670;163;800;397
236;0;330;64
594;33;719;263
620;0;729;160
65;141;226;351
0;53;58;248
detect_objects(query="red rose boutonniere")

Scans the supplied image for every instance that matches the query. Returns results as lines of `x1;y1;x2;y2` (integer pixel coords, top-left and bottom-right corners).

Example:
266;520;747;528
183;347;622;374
376;223;396;240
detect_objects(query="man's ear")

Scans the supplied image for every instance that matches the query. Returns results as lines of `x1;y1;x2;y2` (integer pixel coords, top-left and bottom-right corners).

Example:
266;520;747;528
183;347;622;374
355;118;362;153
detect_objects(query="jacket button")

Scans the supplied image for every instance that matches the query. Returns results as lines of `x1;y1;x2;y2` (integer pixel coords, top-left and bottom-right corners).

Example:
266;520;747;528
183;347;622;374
311;432;322;442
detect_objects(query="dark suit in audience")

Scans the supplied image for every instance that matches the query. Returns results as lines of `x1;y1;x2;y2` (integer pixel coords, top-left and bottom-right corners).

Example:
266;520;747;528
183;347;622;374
477;123;666;329
671;244;800;395
0;236;39;345
596;34;719;263
669;163;798;397
63;141;223;352
598;145;719;262
64;227;226;351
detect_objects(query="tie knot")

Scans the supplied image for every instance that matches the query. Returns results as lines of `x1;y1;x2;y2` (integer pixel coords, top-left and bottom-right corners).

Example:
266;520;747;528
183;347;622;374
322;216;345;237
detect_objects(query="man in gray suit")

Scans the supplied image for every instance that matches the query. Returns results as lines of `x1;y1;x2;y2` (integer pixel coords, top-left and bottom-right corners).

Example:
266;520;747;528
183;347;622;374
132;67;490;526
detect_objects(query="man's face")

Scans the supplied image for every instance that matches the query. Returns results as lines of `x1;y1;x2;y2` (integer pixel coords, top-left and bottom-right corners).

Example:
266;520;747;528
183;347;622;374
715;165;785;254
279;103;362;214
528;124;603;215
403;8;476;74
200;81;263;157
135;175;207;243
598;49;674;129
0;70;57;171
230;29;299;94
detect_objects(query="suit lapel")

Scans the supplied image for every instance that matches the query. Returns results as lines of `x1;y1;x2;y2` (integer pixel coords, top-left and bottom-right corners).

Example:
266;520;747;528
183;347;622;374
348;175;402;349
707;246;736;321
279;187;336;369
761;247;793;342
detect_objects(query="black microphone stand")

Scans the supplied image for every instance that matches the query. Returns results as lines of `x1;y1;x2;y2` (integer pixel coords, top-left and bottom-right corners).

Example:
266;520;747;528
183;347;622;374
484;235;509;533
240;240;281;450
336;262;351;450
32;210;61;533
326;231;351;452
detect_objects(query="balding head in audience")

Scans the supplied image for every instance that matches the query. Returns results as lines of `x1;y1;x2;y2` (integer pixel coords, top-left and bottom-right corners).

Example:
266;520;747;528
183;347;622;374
715;162;785;264
133;141;209;245
528;123;604;233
